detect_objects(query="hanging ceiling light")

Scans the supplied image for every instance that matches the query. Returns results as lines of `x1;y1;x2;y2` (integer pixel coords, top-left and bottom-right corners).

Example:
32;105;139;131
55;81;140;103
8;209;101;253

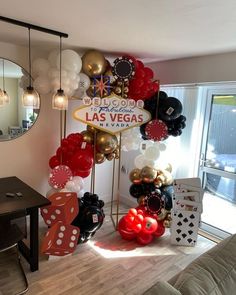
0;88;4;107
52;36;68;110
1;59;10;104
22;28;40;109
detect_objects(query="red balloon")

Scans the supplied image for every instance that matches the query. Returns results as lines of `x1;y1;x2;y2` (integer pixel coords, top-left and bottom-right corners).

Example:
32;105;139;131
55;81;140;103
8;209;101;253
136;232;153;245
73;169;91;178
118;216;137;241
134;68;145;79
71;148;94;172
153;221;165;237
136;60;144;70
143;67;154;79
49;156;60;169
61;138;69;147
142;217;158;234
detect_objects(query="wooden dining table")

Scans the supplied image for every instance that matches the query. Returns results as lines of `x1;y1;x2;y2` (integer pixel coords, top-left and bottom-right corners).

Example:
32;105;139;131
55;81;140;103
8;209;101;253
0;176;50;271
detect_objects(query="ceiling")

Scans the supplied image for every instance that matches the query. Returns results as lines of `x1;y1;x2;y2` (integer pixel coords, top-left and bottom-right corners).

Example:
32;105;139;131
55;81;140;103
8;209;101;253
1;0;236;62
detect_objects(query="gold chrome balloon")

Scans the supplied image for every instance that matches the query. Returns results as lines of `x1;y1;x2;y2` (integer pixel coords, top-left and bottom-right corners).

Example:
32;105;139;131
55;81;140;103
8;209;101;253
82;50;107;77
129;168;142;184
96;132;118;154
87;125;98;134
114;147;120;159
163;220;171;228
154;174;165;187
95;153;106;164
123;86;129;93
104;69;116;84
106;153;116;161
165;163;172;173
138;196;145;206
114;86;122;95
156;208;168;221
140;166;157;183
81;130;94;144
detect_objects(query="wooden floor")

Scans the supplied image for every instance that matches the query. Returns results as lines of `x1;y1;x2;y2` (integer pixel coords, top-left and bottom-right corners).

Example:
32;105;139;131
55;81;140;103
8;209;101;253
0;204;216;295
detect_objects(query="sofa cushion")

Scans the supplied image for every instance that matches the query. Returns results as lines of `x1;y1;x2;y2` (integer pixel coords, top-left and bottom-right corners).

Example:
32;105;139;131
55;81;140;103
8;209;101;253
143;281;182;295
172;234;236;295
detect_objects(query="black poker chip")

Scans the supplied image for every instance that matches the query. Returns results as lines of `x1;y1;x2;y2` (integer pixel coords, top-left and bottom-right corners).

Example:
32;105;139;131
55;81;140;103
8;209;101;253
112;57;135;81
144;190;165;215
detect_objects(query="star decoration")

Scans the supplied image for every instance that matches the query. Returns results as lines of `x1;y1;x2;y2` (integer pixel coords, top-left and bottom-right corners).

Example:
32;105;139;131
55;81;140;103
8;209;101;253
93;75;111;98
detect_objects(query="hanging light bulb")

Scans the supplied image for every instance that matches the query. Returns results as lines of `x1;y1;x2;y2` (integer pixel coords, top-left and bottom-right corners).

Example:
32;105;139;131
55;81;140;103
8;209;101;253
2;59;10;104
0;89;4;107
22;28;40;109
52;36;68;110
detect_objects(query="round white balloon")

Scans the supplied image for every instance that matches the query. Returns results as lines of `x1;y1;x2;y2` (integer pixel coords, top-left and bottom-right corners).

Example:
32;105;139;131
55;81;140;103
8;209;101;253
33;76;51;94
79;73;90;90
48;50;59;67
33;58;50;76
144;146;160;161
134;154;145;169
57;50;82;73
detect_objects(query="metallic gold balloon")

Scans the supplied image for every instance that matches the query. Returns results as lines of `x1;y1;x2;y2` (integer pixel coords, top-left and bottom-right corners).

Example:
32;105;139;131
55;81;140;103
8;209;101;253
123;86;129;93
86;86;95;98
140;166;157;183
162;170;173;186
115;86;122;94
104;69;116;84
106;153;116;161
123;94;128;99
95;153;106;164
154;174;165;187
82;50;107;78
138;196;145;206
166;213;172;221
114;147;120;159
156;208;168;221
129;168;142;184
81;130;94;144
96;132;118;154
163;220;171;228
87;125;98;134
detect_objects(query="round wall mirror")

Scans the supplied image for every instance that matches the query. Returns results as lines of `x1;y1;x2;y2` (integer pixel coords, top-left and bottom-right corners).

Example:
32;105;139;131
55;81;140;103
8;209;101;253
0;58;40;141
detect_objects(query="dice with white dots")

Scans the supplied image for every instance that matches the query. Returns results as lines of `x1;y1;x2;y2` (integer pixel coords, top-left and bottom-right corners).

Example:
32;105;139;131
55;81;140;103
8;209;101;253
41;222;80;256
40;192;79;227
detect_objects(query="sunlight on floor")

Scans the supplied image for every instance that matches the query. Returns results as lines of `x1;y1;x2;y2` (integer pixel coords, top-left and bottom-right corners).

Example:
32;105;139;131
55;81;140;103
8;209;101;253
202;192;236;234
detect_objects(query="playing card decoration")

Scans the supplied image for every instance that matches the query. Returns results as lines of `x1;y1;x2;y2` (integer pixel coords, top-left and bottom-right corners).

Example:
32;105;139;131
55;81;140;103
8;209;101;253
49;165;73;189
112;57;135;81
170;177;203;246
145;119;169;141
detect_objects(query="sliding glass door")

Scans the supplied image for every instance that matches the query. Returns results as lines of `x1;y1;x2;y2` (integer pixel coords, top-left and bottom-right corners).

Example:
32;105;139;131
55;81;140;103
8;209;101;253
199;88;236;238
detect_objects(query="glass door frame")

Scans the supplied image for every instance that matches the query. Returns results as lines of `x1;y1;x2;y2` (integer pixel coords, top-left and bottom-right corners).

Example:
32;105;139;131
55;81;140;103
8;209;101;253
199;84;236;239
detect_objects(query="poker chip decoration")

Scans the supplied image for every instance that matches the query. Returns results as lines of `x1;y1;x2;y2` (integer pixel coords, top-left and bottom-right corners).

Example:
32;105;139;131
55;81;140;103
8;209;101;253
144;190;165;215
49;165;73;189
112;57;135;81
145;119;168;141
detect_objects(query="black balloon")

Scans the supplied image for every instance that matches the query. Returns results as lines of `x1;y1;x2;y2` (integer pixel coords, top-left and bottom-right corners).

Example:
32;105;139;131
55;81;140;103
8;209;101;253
142;182;156;195
158;97;183;121
161;185;174;210
129;184;144;198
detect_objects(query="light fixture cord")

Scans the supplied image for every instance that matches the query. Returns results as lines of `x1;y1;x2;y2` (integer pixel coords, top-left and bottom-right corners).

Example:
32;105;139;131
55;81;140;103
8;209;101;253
28;27;32;87
2;59;5;90
59;35;62;90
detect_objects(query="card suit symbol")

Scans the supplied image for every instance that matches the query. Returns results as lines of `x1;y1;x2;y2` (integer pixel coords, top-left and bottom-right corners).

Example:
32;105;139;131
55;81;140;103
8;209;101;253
182;233;187;238
176;229;181;234
176;237;181;242
181;204;184;208
188;230;193;235
189;222;194;227
187;238;193;243
178;213;183;218
183;218;188;223
190;214;195;219
177;222;182;226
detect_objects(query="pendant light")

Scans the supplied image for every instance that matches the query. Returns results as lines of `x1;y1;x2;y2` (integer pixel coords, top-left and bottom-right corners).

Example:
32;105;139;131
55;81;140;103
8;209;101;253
22;28;40;109
52;36;68;110
2;59;10;104
0;88;4;107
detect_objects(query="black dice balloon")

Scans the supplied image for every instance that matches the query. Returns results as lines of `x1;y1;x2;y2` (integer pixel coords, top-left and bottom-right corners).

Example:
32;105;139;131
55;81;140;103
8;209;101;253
158;97;183;121
72;192;105;244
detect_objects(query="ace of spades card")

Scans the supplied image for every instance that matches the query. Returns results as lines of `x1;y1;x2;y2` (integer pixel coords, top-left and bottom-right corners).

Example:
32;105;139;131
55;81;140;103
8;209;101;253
170;210;200;246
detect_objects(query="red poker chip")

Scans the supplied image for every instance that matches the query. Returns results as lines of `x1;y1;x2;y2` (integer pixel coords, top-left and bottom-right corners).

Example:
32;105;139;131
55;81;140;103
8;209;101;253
112;57;135;81
145;119;168;141
49;165;73;189
144;191;165;215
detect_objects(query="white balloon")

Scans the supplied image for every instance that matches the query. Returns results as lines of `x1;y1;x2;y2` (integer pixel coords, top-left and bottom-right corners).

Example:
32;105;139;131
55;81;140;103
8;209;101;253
139;141;154;154
33;58;50;75
144;146;160;161
159;143;167;151
57;50;82;73
79;73;90;90
33;76;51;94
73;88;86;99
67;71;77;80
46;188;58;198
134;154;145;169
144;159;156;168
65;180;75;191
72;176;84;189
60;188;73;193
48;50;59;67
19;75;28;90
51;78;60;90
77;189;85;199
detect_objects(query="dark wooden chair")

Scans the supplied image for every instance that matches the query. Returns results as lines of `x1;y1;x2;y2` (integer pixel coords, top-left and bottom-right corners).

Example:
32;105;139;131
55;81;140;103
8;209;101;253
0;210;29;294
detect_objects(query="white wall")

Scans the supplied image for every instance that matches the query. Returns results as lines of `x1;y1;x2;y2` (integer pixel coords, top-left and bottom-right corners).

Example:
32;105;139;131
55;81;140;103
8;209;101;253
0;41;60;195
147;51;236;84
